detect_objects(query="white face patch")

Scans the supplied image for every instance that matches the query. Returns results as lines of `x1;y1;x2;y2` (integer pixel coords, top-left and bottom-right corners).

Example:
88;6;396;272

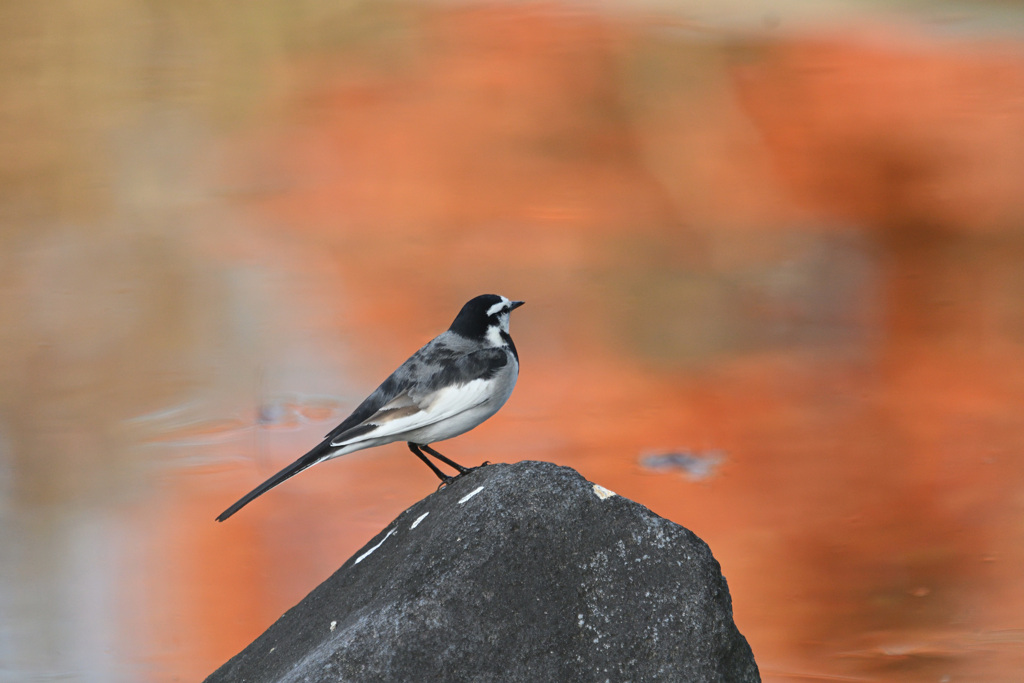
486;297;511;317
486;324;504;347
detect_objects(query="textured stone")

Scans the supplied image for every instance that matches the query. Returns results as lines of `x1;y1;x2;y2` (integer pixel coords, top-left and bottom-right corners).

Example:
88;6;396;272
206;461;759;682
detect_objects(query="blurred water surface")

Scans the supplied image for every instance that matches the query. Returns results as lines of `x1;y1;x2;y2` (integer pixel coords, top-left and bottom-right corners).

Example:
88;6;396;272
2;2;1024;681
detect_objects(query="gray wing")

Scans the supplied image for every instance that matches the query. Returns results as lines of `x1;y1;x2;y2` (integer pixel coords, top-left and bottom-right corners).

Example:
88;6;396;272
324;336;509;446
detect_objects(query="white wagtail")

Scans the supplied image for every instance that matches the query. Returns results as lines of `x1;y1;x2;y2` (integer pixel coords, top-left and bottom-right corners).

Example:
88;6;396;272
216;294;524;521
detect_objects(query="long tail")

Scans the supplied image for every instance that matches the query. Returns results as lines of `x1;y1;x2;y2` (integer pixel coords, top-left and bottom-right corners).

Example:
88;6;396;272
216;443;332;522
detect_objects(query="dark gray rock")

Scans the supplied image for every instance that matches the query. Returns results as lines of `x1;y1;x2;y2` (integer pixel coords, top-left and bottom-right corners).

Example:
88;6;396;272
206;461;759;682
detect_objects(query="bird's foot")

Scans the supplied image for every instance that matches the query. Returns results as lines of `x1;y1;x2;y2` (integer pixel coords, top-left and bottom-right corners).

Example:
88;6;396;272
434;462;493;490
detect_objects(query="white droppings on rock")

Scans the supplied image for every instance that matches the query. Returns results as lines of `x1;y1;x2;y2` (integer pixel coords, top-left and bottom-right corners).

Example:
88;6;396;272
592;484;616;500
458;486;485;504
330;620;337;632
411;512;429;529
354;528;396;564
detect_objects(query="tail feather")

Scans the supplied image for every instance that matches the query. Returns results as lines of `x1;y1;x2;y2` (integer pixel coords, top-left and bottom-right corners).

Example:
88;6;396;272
216;443;331;522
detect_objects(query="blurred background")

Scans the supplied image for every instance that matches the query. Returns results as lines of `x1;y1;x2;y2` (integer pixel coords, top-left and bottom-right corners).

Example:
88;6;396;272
2;1;1024;681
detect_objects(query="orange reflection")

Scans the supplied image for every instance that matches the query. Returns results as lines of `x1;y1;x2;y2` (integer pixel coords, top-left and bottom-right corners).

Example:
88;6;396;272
175;9;1024;682
5;3;1023;682
176;7;1024;682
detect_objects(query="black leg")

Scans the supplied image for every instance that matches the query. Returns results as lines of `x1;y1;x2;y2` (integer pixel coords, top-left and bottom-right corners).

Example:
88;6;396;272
408;443;454;483
420;444;471;474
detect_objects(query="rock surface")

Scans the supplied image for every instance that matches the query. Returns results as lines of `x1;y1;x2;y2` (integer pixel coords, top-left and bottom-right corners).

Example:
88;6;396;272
205;461;759;682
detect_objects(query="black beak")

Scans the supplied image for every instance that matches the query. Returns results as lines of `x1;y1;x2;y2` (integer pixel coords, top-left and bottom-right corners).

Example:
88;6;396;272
509;300;525;311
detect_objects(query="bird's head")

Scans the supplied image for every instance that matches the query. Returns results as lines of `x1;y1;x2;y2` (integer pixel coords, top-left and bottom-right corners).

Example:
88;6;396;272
449;294;525;343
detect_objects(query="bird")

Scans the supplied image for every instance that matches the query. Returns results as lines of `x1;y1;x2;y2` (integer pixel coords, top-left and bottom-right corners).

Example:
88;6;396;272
216;294;524;521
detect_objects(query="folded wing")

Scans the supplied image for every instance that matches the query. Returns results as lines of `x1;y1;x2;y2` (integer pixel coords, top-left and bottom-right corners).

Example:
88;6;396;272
328;346;509;447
